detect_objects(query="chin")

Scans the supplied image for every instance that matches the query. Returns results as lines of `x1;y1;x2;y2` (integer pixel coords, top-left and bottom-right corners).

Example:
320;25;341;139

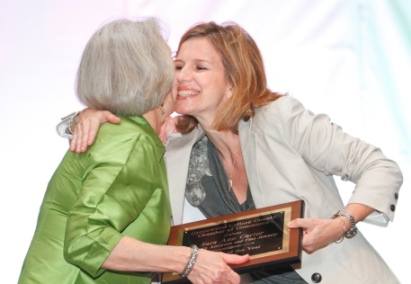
175;106;194;116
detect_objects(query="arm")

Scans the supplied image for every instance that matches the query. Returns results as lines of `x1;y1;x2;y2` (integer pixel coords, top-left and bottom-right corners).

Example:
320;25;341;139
59;110;179;152
64;130;248;282
103;236;248;283
56;111;79;140
56;109;121;153
288;203;374;253
71;109;121;153
63;133;162;276
282;97;402;252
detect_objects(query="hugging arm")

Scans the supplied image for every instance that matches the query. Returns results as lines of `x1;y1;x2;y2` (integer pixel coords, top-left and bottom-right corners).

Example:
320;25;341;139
57;109;179;152
56;109;121;153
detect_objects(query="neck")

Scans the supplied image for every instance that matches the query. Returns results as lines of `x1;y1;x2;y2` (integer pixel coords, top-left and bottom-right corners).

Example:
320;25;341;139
142;108;163;136
204;128;240;161
205;126;248;204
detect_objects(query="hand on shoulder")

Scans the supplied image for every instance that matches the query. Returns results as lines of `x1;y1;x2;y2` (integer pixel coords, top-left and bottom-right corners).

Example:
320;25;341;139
70;108;121;153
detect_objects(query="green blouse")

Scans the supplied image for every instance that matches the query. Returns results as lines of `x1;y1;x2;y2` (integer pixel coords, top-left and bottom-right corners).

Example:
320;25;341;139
19;116;171;284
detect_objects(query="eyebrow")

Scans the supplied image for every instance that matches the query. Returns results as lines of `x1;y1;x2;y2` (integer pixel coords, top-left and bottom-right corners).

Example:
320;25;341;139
174;58;211;65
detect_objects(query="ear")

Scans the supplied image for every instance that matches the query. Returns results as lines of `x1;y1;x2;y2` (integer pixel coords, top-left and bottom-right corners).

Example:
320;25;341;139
226;85;234;99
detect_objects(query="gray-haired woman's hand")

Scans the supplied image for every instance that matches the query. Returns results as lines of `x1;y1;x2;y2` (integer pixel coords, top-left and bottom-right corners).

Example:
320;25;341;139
187;249;249;284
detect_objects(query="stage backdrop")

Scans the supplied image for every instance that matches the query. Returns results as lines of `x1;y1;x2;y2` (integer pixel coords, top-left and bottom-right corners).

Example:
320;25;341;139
1;0;409;283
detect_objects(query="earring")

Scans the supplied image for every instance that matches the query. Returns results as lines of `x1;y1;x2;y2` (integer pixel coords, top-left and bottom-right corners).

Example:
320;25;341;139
160;104;165;116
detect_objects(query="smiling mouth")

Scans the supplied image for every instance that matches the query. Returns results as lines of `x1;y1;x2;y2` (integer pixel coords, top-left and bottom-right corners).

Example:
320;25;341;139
177;90;199;97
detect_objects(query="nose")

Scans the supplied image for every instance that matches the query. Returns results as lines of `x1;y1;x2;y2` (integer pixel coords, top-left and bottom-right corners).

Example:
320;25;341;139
175;65;191;83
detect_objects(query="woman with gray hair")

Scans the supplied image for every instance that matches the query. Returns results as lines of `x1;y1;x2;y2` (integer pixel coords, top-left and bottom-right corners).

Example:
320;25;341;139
18;18;247;284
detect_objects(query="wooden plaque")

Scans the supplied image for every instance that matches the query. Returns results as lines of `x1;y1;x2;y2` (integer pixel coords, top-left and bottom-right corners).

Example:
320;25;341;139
162;200;304;283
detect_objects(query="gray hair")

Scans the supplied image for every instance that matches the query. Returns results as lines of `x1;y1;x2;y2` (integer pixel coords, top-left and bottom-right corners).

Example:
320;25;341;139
76;18;174;115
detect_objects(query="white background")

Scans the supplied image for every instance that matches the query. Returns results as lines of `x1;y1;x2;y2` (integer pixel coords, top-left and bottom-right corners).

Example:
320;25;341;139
1;0;409;283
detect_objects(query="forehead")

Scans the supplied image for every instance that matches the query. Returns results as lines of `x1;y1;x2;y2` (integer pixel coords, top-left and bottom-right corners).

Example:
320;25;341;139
177;37;221;61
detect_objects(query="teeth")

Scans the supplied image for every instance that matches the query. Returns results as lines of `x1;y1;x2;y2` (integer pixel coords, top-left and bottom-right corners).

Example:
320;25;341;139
178;90;198;97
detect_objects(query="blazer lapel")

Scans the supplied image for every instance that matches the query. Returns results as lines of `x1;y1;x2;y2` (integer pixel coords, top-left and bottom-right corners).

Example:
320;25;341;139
165;127;205;225
238;118;265;207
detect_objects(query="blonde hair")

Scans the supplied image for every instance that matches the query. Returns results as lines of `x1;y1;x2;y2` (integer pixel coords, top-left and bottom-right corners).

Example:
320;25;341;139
76;18;174;115
176;22;283;134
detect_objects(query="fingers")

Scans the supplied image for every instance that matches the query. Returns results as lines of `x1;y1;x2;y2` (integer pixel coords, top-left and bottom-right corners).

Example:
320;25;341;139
70;121;83;153
69;110;87;153
70;114;88;153
287;217;306;229
222;253;249;265
187;250;244;284
220;253;248;283
70;133;79;152
104;111;121;124
290;218;343;253
79;118;92;152
69;109;121;153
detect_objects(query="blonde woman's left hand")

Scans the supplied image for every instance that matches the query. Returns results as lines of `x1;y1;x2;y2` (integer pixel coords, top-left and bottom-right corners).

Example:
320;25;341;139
288;217;346;253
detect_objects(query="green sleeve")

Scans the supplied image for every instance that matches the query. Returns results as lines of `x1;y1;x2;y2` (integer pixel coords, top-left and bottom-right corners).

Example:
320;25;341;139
64;133;163;277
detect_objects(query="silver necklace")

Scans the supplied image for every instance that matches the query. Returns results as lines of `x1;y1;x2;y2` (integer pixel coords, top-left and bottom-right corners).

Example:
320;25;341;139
227;159;236;188
220;148;239;189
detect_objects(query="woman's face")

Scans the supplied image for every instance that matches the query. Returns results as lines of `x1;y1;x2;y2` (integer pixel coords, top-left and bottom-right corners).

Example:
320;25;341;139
173;37;233;125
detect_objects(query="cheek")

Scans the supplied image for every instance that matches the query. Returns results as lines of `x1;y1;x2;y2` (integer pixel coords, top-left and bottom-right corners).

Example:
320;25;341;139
205;75;231;96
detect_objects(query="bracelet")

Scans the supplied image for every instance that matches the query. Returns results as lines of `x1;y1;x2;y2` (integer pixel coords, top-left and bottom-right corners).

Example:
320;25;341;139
333;210;358;239
332;210;358;242
68;111;81;134
179;245;199;278
333;215;346;243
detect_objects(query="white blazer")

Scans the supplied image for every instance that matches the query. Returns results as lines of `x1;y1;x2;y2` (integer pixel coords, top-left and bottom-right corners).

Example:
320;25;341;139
165;96;402;283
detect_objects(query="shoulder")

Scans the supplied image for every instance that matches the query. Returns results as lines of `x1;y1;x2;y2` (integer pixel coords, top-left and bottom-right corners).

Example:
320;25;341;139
91;116;162;161
255;95;332;128
248;95;308;130
165;125;205;152
256;95;306;118
99;116;157;143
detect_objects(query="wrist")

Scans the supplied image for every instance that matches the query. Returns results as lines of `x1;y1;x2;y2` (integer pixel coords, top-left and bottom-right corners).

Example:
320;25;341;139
332;215;346;243
179;245;199;278
68;111;81;134
332;210;358;240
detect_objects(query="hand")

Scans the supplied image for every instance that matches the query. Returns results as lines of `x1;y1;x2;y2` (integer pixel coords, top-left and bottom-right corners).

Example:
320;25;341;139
159;116;180;143
287;217;345;253
187;250;249;284
70;108;121;153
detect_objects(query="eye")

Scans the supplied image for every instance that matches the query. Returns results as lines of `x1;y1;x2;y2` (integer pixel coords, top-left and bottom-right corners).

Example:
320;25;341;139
196;65;207;71
174;62;183;71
